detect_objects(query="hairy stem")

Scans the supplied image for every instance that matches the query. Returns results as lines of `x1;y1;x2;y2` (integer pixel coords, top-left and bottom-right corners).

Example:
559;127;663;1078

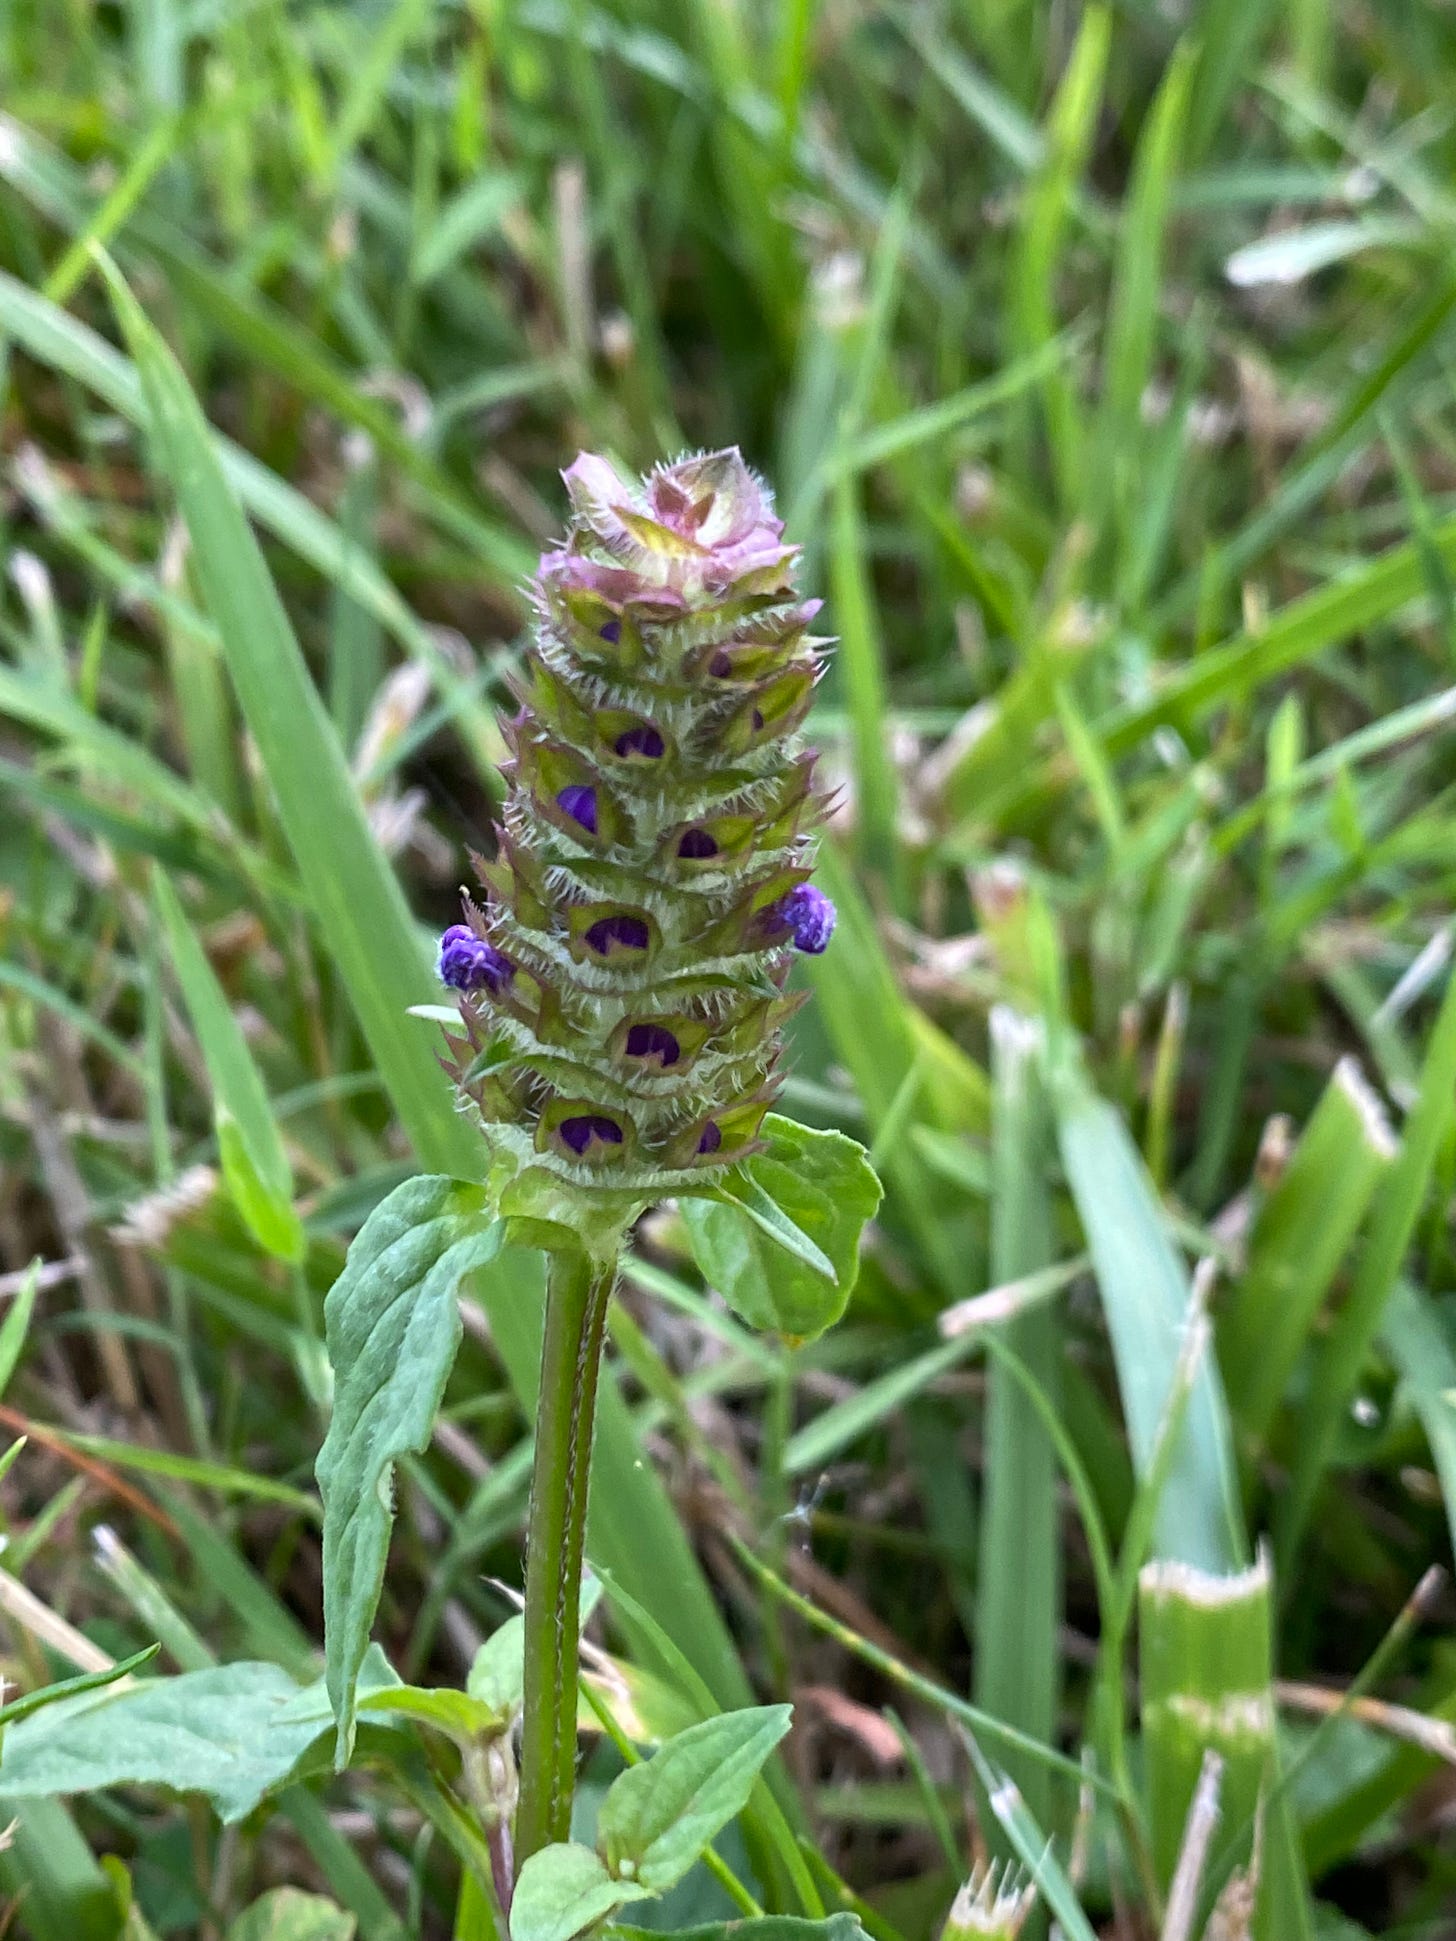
516;1244;617;1864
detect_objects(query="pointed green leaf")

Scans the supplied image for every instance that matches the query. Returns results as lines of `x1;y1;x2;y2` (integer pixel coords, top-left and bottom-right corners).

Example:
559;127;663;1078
682;1117;881;1341
315;1175;501;1764
0;1663;336;1823
1053;1063;1243;1572
597;1705;794;1893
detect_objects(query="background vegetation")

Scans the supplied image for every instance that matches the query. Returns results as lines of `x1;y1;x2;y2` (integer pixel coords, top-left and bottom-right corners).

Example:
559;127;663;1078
2;0;1455;1936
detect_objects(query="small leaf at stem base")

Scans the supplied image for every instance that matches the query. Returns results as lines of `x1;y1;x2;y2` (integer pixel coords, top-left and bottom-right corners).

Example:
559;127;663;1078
682;1116;881;1340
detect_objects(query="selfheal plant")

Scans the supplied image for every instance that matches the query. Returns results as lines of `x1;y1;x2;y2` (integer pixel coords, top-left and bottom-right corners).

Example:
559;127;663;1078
428;448;873;1873
314;449;877;1927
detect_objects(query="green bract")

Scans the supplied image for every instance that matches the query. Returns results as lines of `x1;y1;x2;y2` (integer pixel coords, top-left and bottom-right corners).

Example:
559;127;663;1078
439;448;830;1210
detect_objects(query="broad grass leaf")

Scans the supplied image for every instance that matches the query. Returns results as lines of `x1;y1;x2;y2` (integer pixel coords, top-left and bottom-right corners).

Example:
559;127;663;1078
681;1117;881;1341
511;1845;650;1941
597;1705;793;1893
314;1175;501;1764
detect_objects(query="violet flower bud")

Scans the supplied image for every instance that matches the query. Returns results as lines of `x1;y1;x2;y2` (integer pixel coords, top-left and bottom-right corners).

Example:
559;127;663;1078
776;882;836;955
438;925;514;994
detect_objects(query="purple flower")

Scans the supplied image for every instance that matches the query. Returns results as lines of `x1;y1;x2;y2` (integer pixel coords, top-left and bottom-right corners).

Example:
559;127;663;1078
438;925;514;993
625;1022;681;1067
613;722;664;759
557;784;598;835
584;913;651;956
697;1121;723;1155
677;828;719;860
777;883;836;955
559;1113;625;1156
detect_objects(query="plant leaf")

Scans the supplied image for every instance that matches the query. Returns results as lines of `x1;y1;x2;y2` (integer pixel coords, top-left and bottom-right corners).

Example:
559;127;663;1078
681;1116;881;1340
314;1174;501;1765
467;1615;526;1723
597;1705;793;1893
610;1923;868;1941
356;1684;501;1742
510;1844;651;1941
227;1889;357;1941
0;1663;339;1823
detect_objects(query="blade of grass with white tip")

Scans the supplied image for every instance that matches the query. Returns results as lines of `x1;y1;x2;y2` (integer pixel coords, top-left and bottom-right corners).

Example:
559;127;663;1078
1280;963;1456;1573
976;1009;1060;1829
96;251;762;1726
1138;1555;1274;1892
1219;1057;1395;1451
959;1733;1098;1941
1052;1056;1244;1572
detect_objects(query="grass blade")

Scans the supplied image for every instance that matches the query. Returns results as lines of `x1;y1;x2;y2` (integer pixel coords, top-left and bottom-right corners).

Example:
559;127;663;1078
1052;1058;1243;1573
975;1010;1060;1827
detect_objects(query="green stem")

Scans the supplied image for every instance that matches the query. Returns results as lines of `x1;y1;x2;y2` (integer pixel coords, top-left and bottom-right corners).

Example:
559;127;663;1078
516;1244;617;1864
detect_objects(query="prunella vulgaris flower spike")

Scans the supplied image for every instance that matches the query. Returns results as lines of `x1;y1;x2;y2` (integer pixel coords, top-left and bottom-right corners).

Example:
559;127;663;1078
438;448;835;1211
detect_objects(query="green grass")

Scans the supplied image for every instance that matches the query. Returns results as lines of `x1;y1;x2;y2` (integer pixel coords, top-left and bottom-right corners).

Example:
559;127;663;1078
3;2;1456;1937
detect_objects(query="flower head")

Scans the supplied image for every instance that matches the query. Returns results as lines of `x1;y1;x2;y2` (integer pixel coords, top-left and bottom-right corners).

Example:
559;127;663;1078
439;448;835;1201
